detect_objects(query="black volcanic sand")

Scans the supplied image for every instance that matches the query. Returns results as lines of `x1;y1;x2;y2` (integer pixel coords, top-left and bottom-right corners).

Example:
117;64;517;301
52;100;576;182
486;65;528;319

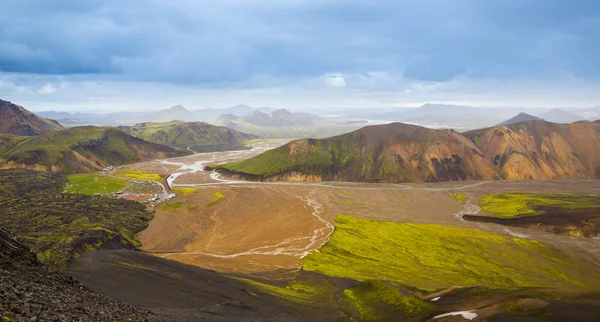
67;250;600;321
67;250;323;321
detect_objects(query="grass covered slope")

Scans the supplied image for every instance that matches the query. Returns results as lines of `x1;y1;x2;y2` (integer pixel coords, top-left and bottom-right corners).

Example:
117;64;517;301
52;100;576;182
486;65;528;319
0;169;153;267
118;120;256;152
0;126;189;173
302;215;595;291
211;122;498;182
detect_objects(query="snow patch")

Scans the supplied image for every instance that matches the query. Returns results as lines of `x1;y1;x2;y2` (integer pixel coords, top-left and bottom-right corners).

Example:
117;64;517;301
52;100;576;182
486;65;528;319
434;311;477;320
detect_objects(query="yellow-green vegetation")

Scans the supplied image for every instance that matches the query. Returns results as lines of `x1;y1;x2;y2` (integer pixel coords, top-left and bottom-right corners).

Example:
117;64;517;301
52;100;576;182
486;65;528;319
478;193;600;218
172;187;198;195
115;170;162;181
342;281;435;321
208;191;225;206
66;173;129;195
237;276;435;321
0;169;153;268
119;261;156;272
161;202;184;211
236;277;338;306
449;192;467;204
303;215;589;290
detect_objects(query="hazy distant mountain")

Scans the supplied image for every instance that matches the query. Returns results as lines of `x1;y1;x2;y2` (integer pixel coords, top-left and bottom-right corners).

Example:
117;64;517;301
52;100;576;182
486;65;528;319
497;112;544;126
146;105;193;122
216;109;319;128
38;111;144;127
381;104;520;129
0;99;63;136
540;109;586;124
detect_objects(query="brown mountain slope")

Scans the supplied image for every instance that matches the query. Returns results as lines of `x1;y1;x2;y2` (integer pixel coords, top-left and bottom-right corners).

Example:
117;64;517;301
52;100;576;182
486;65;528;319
0;99;63;135
212;122;499;183
212;120;600;182
465;120;600;180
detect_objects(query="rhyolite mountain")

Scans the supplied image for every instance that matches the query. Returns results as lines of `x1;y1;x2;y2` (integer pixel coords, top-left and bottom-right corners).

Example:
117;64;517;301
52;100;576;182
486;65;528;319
210;122;499;182
465;120;600;180
118;120;257;152
0;99;63;135
496;112;544;126
0;126;189;173
211;120;600;182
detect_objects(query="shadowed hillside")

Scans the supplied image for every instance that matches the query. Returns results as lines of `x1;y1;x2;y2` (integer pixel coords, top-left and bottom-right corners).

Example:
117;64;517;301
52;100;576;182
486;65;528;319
210;120;600;182
0;99;63;136
0;126;190;173
118;120;256;152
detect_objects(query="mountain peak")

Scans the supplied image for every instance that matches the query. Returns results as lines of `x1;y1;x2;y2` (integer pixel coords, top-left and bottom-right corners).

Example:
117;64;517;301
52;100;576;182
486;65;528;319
497;112;544;126
0;99;64;136
169;105;189;112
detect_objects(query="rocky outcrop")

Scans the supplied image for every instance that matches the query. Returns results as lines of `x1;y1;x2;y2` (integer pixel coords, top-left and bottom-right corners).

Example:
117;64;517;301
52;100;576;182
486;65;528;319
0;228;156;321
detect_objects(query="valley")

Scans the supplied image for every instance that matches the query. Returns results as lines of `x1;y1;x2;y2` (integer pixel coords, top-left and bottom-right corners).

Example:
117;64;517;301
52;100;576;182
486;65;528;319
61;139;599;320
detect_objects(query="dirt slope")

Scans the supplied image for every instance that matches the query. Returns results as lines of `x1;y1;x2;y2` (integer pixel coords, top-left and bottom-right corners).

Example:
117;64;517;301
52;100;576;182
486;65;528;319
0;99;63;136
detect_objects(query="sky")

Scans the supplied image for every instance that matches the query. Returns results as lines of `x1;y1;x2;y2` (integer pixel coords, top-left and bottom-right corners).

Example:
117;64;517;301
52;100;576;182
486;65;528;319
1;0;599;112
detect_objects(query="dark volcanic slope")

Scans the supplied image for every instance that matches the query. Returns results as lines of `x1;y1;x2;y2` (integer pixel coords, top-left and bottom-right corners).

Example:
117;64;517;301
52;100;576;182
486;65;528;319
212;122;498;183
466;120;600;179
0;228;156;321
68;250;313;321
0;99;63;136
0;126;190;173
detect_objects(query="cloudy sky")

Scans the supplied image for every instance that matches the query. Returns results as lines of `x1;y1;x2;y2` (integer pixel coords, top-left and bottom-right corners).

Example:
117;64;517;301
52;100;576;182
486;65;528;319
1;0;599;112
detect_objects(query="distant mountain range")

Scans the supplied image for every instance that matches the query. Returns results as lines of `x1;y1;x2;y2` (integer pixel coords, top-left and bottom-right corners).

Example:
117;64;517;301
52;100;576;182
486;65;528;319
0;99;63;135
211;117;600;182
118;121;257;152
38;104;277;126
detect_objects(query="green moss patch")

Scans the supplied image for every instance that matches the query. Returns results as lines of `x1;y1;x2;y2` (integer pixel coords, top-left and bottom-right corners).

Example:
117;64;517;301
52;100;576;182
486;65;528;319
208;191;225;206
449;192;467;204
66;173;129;195
303;215;589;290
478;194;600;218
114;170;162;181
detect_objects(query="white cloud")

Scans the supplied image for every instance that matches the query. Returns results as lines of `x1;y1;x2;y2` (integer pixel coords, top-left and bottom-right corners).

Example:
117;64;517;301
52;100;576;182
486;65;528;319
37;83;56;94
324;73;346;88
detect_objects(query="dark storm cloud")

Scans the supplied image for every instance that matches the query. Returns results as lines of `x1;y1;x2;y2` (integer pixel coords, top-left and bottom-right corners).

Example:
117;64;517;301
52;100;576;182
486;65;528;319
1;0;599;84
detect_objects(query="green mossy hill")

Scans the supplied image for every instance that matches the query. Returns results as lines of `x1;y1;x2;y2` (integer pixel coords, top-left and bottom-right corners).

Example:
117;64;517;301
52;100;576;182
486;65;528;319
210;122;493;182
118;120;256;151
478;194;600;218
0;133;29;155
0;169;153;268
302;215;596;291
0;126;189;173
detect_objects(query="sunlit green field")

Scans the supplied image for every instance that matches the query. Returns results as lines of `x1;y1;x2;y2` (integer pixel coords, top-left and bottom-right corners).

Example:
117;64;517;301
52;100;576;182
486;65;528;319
66;173;129;195
302;215;589;291
114;170;163;181
478;193;600;218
